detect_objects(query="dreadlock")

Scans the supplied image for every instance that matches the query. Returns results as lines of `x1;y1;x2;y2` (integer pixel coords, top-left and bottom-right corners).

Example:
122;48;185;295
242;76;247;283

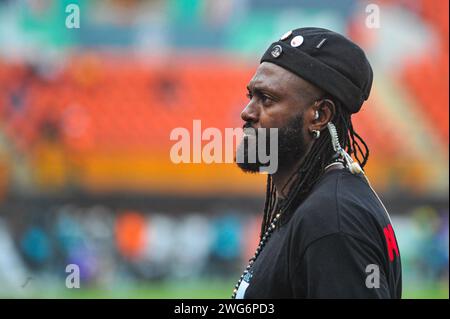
259;99;370;239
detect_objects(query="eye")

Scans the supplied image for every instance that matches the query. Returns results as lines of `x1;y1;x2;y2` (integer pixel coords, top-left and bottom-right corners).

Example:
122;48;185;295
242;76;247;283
246;90;274;106
260;94;273;105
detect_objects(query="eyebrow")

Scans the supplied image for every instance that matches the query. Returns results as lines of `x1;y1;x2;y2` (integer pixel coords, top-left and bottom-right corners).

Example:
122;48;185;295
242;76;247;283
246;83;278;96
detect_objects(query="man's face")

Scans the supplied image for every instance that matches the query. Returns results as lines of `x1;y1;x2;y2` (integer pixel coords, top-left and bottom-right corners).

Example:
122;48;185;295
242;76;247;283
236;62;322;173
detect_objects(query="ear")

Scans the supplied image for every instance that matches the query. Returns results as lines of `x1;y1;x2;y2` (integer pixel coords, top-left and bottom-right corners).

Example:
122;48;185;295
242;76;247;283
308;99;335;133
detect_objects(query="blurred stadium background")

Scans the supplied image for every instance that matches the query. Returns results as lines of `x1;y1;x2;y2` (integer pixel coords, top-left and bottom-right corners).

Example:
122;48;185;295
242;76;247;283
0;0;448;298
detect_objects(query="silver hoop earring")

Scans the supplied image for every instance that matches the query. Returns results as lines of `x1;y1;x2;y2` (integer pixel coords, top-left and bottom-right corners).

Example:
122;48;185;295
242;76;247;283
312;130;320;139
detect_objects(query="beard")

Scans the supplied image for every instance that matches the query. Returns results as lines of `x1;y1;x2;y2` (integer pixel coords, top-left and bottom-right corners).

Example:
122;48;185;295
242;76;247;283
235;113;308;174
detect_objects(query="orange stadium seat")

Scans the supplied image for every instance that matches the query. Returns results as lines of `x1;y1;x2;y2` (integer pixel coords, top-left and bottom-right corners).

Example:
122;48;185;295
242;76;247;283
0;48;446;193
401;52;449;145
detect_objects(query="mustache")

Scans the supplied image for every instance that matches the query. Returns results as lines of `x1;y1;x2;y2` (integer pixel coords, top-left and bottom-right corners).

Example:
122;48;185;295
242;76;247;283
242;122;257;136
242;122;254;130
242;123;275;131
242;123;275;135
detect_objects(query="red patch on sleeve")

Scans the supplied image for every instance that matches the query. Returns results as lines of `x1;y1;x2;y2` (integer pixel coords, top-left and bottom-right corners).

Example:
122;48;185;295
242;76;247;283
383;224;399;262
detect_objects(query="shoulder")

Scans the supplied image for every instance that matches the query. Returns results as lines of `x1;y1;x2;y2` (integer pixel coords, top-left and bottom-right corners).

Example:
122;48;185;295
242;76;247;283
288;169;388;249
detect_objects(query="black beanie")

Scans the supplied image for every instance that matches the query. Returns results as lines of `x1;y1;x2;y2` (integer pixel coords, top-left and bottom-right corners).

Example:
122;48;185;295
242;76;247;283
260;27;373;114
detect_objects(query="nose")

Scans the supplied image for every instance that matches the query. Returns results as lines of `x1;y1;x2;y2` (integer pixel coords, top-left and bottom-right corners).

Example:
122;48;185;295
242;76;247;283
240;102;259;123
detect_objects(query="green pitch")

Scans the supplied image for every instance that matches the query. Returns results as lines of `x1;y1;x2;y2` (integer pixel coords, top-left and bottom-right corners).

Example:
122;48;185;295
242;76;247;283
3;278;448;299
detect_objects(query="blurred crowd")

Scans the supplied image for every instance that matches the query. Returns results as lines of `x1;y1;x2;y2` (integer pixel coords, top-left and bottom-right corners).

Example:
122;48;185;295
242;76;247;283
0;204;260;295
0;203;448;297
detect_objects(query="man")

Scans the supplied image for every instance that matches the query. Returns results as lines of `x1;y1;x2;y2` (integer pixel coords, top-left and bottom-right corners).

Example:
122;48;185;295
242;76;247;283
233;27;402;299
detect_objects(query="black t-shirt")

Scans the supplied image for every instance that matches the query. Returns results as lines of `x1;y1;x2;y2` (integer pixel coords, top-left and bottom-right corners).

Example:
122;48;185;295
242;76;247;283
237;168;402;299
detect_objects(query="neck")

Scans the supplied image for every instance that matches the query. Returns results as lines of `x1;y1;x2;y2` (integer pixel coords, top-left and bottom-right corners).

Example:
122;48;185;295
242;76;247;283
271;155;306;199
271;174;291;200
272;152;343;199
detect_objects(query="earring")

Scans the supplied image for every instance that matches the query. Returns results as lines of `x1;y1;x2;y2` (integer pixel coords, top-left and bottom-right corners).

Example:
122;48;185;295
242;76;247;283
314;110;319;120
312;130;320;139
